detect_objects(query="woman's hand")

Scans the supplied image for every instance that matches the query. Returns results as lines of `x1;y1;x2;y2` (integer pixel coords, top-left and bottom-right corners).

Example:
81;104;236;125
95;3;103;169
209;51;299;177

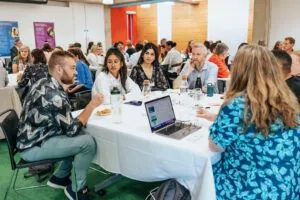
196;108;217;122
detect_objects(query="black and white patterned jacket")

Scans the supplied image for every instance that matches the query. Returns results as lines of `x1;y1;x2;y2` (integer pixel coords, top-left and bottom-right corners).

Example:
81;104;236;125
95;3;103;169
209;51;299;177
16;75;83;150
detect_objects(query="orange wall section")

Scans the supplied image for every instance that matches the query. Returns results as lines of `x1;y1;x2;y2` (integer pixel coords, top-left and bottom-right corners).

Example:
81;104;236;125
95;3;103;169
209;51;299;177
110;6;137;46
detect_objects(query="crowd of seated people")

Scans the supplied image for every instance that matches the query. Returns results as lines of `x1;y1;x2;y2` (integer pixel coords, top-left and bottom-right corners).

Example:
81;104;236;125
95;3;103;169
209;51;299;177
1;35;300;200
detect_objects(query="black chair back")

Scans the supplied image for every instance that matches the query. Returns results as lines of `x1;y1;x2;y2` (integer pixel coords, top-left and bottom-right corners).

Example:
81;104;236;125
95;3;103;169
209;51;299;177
90;69;97;83
75;90;92;110
0;109;19;170
160;64;169;79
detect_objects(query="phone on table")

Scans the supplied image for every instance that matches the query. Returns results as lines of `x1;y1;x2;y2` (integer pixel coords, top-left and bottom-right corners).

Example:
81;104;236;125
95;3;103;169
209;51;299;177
124;101;142;106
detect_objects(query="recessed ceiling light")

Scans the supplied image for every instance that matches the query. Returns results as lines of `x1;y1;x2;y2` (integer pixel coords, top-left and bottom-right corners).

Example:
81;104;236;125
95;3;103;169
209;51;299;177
140;4;151;8
102;0;113;5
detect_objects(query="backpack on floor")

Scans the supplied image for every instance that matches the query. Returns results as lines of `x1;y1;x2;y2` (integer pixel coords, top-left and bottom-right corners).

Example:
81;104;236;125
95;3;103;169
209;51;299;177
147;179;191;200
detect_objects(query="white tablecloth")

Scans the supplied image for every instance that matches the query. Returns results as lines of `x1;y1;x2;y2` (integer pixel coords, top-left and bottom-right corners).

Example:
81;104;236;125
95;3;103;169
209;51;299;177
8;73;17;87
74;93;223;200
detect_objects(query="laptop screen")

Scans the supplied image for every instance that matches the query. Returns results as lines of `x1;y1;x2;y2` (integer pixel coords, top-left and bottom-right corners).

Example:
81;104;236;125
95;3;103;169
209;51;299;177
144;96;176;132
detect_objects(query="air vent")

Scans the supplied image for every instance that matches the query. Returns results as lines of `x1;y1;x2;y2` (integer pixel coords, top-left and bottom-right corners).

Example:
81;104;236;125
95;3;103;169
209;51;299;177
0;0;48;4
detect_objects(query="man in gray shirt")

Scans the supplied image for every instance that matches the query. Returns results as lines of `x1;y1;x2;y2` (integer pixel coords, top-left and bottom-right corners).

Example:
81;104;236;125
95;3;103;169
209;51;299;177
180;43;218;90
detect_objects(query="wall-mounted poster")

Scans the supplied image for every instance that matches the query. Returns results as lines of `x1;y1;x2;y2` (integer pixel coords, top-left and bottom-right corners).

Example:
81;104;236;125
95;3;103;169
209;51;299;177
34;22;56;49
0;21;19;57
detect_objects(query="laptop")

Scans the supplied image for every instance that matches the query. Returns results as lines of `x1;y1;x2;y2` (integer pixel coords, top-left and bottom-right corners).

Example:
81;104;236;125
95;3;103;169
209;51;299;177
144;96;201;139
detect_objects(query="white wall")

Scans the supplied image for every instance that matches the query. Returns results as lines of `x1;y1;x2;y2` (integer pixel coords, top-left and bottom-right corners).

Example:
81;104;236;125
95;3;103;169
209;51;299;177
207;0;250;56
157;2;173;43
0;1;106;53
269;0;300;50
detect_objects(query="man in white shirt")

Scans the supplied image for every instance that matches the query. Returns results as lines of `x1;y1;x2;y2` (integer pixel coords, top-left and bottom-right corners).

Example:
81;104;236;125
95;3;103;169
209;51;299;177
282;37;295;54
282;37;300;75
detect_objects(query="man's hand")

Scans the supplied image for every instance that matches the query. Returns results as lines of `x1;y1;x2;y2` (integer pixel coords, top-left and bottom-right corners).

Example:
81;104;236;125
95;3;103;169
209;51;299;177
77;93;104;126
89;93;104;109
186;59;196;75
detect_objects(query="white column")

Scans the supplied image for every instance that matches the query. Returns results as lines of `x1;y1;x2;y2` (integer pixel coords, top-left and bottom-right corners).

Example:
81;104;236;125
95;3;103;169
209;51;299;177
207;0;250;56
157;2;173;44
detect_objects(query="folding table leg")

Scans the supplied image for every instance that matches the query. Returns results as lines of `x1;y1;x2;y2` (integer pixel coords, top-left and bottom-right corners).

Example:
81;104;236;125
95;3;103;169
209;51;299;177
94;174;122;192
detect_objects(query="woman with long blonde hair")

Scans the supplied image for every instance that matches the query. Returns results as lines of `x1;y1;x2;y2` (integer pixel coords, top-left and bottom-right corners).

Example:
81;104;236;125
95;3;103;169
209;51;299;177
199;45;300;199
12;45;31;73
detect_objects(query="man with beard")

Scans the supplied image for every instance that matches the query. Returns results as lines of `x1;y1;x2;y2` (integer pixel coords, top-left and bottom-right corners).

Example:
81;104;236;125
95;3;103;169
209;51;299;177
16;51;103;200
180;43;218;91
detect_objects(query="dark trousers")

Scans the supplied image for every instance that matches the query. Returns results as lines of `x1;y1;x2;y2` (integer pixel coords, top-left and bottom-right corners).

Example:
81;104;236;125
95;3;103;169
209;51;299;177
217;80;226;94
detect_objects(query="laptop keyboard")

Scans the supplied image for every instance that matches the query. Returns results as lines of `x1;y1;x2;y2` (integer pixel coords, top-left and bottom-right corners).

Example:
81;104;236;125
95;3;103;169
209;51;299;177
157;123;183;135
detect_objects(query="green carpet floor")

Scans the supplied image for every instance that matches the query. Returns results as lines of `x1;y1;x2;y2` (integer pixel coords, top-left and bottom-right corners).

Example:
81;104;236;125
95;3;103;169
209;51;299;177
0;140;161;200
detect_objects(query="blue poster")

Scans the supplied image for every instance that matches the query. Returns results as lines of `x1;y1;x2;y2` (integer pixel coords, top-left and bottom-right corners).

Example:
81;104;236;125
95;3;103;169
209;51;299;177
0;21;19;57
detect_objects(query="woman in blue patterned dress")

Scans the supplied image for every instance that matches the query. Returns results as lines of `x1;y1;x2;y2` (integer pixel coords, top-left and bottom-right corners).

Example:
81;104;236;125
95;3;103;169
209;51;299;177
198;45;300;200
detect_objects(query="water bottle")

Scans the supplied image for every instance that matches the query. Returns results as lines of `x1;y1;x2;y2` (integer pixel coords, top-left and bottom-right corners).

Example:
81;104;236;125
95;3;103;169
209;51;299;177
142;80;151;97
207;83;214;97
180;75;189;94
110;87;122;123
195;75;202;89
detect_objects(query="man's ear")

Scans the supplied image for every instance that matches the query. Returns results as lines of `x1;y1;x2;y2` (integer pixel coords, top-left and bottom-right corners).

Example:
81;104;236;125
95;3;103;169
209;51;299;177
54;65;62;74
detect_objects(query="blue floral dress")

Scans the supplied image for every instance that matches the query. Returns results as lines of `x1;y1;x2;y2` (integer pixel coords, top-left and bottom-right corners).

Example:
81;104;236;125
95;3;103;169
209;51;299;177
210;96;300;200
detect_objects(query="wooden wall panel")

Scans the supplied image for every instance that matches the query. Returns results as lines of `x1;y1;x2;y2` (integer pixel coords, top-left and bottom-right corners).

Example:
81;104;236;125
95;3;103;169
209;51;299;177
247;0;255;44
172;0;208;52
136;5;158;45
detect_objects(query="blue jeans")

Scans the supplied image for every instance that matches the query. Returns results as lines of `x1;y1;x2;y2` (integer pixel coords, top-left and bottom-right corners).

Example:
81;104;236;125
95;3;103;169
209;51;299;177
21;134;96;192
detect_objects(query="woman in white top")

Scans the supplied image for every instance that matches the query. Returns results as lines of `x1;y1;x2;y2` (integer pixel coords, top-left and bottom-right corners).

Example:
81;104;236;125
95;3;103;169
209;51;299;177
87;45;104;68
92;48;141;104
161;41;183;73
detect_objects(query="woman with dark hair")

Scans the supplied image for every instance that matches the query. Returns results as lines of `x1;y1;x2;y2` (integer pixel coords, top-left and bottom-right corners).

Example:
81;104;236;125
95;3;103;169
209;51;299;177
161;40;182;74
185;40;194;59
42;42;53;62
42;42;52;52
203;40;210;51
86;41;94;55
130;42;168;90
67;48;93;94
92;48;141;104
159;38;168;62
17;48;48;100
273;40;283;51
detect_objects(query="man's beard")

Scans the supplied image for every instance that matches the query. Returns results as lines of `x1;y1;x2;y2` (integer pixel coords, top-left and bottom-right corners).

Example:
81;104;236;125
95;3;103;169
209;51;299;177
60;69;75;85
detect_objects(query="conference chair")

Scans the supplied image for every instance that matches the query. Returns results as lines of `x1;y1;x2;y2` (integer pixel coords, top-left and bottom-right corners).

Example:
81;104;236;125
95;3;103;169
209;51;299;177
0;109;69;199
69;90;92;111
